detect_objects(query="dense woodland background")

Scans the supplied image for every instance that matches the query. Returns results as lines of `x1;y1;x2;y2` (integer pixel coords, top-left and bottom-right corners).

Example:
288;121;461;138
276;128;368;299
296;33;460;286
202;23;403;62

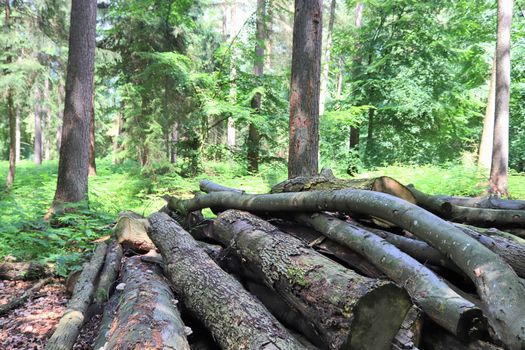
1;0;525;269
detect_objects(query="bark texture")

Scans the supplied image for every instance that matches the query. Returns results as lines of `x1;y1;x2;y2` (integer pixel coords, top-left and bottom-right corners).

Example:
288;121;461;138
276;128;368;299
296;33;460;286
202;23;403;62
113;211;155;253
288;0;322;178
95;256;191;350
147;212;304;350
93;240;123;306
213;210;412;350
392;306;423;350
52;0;96;207
168;189;525;349
489;0;513;197
319;0;337;116
295;213;484;340
46;243;107;350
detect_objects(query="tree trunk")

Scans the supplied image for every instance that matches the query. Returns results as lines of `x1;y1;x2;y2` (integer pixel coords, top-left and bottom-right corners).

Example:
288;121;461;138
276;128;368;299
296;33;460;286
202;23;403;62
349;126;359;149
335;58;343;99
44;78;52;161
56;82;64;154
88;93;96;176
213;210;411;350
365;108;375;157
392;306;423;350
45;243;107;350
434;194;525;210
52;0;96;209
489;0;513;197
168;189;525;349
34;86;43;166
147;212;304;350
295;213;484;340
6;91;15;188
93;240;123;307
319;0;336;116
247;0;265;173
95;256;191;350
479;56;496;171
112;112;122;164
15;104;21;162
288;0;322;179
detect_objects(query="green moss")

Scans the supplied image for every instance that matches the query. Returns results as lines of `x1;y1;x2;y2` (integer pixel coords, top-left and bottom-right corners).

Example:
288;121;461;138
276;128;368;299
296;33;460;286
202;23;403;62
287;267;308;287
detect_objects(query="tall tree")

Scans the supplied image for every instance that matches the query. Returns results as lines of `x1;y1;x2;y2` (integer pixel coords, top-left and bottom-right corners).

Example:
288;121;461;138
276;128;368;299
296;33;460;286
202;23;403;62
51;0;97;211
319;0;336;116
34;85;43;165
89;94;96;176
4;0;15;188
247;0;266;173
288;0;323;179
489;0;513;197
478;56;496;171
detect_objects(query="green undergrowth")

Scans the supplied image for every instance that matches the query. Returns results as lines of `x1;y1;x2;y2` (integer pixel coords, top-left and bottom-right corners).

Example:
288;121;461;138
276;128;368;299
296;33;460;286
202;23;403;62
0;158;524;275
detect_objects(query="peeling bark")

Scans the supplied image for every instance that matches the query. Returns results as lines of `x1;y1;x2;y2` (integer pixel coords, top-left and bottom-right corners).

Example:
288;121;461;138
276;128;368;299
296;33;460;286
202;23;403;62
147;212;304;350
213;210;412;350
392;306;423;350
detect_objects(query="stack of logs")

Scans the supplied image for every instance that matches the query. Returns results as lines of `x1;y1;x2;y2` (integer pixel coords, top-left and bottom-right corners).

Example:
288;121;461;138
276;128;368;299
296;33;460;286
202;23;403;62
41;171;525;350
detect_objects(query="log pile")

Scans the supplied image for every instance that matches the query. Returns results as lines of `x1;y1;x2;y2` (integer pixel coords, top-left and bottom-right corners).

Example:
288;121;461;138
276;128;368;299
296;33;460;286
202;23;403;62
35;172;525;350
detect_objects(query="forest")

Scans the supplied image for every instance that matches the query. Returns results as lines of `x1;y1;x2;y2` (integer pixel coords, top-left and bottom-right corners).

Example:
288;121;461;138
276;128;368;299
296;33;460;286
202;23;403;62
1;0;525;349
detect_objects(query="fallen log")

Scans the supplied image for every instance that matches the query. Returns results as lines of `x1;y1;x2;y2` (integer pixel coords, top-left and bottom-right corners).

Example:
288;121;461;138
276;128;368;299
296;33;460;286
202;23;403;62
93;240;123;308
406;185;525;228
421;323;503;350
213;210;412;350
147;212;304;350
199;179;245;194
269;175;417;204
0;277;52;315
168;189;525;349
392;306;423;350
95;256;191;350
295;213;484;340
434;195;525;210
0;261;50;280
46;243;107;350
113;211;155;253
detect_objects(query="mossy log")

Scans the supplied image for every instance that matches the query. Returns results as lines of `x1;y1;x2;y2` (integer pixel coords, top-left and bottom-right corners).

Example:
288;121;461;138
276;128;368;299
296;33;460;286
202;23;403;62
94;255;191;350
295;213;483;340
46;243;107;350
147;212;304;350
392;306;423;350
270;174;416;204
434;195;525;210
168;189;525;349
213;210;412;350
93;240;123;307
406;185;525;228
113;211;155;253
0;261;50;280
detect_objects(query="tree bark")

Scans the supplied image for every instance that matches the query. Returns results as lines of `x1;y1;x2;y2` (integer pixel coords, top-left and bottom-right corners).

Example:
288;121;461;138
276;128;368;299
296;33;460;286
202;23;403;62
319;0;336;116
56;82;64;154
147;212;304;350
434;194;525;210
479;56;496;171
213;210;412;350
489;0;513;197
95;256;191;350
88;93;96;176
34;85;43;166
44;78;52;161
45;243;107;350
247;0;265;173
52;0;96;209
93;240;123;307
168;189;525;349
392;306;423;350
6;91;15;188
295;213;484;340
288;0;322;179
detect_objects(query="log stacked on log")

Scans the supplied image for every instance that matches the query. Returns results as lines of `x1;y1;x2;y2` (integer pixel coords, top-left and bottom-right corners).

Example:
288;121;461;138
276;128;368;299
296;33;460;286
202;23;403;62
32;172;525;350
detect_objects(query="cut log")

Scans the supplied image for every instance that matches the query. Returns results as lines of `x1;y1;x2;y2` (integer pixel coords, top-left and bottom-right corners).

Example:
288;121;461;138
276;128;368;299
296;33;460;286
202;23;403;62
213;210;412;350
147;212;304;350
406;185;525;228
199;179;245;194
295;213;484;340
270;175;416;204
94;256;191;350
0;277;52;315
46;243;107;350
0;261;50;280
275;220;385;278
92;286;119;350
168;189;525;349
93;240;123;307
434;195;525;210
455;225;525;278
113;211;155;253
392;306;423;350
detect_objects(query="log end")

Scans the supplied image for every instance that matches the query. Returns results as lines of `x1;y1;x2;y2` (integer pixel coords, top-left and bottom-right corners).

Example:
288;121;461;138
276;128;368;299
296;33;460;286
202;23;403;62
346;282;412;350
456;307;487;341
372;177;417;204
